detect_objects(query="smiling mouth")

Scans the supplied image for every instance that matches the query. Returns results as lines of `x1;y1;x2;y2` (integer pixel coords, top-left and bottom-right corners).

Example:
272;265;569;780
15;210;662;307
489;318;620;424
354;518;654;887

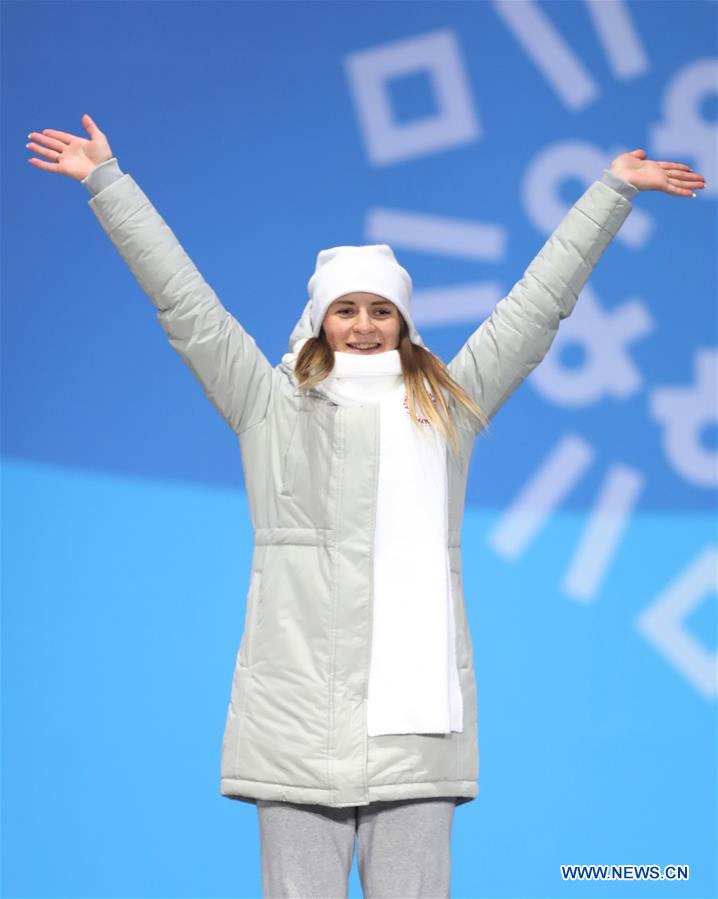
346;342;381;351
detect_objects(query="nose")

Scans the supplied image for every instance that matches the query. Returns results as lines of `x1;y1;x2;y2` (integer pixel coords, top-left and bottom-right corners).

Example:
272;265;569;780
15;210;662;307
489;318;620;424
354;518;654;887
353;310;377;334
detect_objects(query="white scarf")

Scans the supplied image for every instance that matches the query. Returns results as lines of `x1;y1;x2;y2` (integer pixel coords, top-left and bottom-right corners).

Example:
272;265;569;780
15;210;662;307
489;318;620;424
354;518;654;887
286;346;463;735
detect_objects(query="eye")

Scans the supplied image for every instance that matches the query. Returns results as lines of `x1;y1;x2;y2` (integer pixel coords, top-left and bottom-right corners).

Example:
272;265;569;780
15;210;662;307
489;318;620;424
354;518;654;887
334;307;391;316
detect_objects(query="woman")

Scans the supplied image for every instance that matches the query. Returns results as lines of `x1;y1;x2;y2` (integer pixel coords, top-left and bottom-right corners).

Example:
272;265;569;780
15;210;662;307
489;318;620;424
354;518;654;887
27;114;705;899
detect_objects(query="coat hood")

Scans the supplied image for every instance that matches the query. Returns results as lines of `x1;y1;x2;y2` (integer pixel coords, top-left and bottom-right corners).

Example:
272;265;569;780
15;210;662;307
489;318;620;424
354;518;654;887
280;297;428;372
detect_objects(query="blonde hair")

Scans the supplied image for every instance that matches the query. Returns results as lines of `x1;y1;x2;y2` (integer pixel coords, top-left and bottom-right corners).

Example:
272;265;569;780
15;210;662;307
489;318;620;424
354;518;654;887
294;314;491;453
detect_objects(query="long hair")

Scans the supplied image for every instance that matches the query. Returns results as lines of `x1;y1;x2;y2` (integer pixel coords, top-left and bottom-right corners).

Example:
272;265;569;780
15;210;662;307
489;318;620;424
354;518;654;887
293;313;491;453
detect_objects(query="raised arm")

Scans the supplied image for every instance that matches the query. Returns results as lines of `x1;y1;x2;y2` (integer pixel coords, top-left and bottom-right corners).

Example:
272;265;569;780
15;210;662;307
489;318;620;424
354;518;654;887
27;114;273;436
446;150;705;431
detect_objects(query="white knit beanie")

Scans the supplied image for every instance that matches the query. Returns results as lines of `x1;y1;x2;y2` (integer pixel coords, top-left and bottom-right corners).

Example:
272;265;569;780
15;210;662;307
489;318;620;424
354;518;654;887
307;244;419;343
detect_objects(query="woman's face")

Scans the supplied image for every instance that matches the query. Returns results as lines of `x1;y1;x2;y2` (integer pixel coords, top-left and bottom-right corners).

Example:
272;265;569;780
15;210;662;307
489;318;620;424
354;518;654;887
321;292;401;354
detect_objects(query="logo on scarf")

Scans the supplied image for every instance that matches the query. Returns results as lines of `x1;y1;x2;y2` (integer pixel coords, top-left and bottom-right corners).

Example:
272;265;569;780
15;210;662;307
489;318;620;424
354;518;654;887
403;391;437;425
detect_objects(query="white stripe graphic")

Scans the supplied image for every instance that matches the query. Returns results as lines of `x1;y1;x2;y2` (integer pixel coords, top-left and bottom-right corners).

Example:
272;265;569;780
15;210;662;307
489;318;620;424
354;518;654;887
489;433;595;559
411;283;504;327
365;207;505;260
636;546;718;701
562;463;645;602
584;0;649;80
491;0;599;109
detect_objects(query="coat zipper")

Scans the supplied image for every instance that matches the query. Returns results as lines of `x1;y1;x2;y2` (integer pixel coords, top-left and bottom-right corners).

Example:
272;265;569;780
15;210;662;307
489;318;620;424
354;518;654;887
365;403;381;711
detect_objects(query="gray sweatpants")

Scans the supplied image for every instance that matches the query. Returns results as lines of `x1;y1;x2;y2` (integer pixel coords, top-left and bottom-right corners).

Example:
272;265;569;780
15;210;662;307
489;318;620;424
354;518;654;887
256;796;456;899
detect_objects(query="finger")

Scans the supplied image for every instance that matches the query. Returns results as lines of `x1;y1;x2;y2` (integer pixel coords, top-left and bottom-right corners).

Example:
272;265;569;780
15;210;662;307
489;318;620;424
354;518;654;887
666;169;706;186
657;161;693;172
83;113;101;134
666;169;701;180
27;132;66;152
26;141;61;161
27;157;62;173
38;128;74;144
665;179;697;197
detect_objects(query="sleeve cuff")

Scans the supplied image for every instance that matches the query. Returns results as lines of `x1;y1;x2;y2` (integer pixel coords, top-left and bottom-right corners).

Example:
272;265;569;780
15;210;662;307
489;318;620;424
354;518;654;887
82;157;125;196
600;168;640;202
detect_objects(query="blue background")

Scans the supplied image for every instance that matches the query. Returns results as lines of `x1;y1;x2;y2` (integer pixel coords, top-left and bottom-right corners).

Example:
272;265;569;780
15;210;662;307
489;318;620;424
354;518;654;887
2;1;716;897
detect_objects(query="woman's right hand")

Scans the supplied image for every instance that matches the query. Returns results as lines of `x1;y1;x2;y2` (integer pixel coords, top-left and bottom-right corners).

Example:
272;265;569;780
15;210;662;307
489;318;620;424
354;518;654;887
26;113;113;182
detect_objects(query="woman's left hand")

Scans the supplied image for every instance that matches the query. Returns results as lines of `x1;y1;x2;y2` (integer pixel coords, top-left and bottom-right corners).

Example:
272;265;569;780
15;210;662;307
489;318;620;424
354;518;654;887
610;149;706;196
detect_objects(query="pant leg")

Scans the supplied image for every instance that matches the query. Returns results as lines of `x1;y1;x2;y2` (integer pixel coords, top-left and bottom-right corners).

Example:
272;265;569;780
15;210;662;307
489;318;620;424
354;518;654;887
356;798;456;899
256;799;357;899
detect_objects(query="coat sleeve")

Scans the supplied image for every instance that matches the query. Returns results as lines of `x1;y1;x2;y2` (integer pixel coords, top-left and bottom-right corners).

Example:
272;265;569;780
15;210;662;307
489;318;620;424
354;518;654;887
85;164;273;436
446;169;639;429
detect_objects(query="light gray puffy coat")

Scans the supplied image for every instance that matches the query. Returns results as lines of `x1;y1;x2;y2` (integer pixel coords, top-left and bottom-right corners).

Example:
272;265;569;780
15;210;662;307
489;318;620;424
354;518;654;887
86;164;638;808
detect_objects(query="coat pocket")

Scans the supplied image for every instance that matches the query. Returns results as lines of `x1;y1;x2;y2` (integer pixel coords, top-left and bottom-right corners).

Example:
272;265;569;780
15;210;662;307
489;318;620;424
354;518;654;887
279;415;300;497
237;570;263;668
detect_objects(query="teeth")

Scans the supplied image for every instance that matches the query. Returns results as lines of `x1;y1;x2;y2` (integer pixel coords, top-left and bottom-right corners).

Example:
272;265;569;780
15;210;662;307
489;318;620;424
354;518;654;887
349;343;379;349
